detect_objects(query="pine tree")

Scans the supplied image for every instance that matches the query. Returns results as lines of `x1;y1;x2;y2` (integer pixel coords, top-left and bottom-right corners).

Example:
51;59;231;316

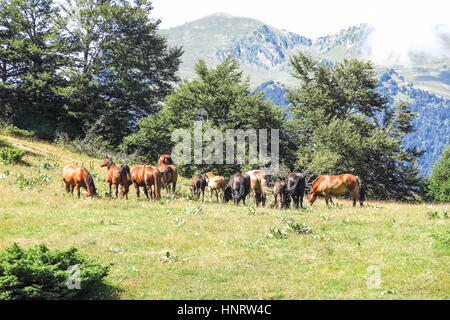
425;146;450;202
125;56;285;176
0;0;68;138
56;0;183;146
286;52;424;200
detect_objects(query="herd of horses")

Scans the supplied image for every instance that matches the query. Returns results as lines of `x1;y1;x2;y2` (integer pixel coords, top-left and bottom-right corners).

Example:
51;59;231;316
62;154;365;208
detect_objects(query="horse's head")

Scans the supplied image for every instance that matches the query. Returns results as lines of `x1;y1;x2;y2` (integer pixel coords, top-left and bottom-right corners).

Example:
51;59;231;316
100;157;110;168
307;190;316;207
223;186;232;202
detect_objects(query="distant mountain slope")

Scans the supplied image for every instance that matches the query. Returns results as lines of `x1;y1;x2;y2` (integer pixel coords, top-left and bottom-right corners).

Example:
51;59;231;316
162;13;450;175
162;13;450;97
255;72;450;176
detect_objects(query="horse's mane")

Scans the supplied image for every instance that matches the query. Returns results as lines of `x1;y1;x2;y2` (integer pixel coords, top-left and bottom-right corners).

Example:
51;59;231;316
107;158;115;170
83;168;97;196
161;166;173;182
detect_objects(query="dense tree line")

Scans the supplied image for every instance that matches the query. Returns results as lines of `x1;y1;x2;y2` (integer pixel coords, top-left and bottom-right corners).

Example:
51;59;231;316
0;0;430;200
0;0;182;143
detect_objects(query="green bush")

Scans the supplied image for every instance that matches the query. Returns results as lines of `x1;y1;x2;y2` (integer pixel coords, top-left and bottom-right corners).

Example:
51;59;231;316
4;125;34;138
0;138;12;148
0;147;26;164
0;243;110;300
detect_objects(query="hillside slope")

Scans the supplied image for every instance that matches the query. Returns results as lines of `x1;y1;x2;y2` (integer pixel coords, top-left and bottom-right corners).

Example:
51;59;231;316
0;134;449;299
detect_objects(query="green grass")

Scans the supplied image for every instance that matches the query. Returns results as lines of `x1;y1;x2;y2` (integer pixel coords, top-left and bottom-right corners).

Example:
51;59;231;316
0;134;449;299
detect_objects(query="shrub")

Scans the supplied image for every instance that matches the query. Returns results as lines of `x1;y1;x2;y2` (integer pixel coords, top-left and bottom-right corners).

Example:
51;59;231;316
0;147;26;164
15;171;51;190
0;243;110;300
0;138;12;148
4;125;34;138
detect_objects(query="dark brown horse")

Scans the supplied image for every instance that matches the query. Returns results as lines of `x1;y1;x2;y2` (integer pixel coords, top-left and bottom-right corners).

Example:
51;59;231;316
101;157;132;199
62;164;97;198
131;166;161;200
224;173;251;206
190;174;207;201
158;154;173;166
273;179;287;209
158;164;178;194
308;174;365;207
284;172;306;209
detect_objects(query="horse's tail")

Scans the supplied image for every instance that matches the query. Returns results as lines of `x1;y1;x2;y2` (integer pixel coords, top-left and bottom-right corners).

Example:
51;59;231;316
357;176;365;203
284;180;297;198
120;165;132;186
153;169;161;200
237;175;247;201
84;169;97;197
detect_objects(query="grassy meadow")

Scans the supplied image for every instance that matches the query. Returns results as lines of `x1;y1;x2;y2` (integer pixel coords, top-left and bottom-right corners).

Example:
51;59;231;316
0;134;449;300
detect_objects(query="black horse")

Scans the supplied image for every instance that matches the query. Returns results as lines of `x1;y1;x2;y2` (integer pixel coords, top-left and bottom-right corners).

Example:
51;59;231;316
283;173;306;209
224;173;251;206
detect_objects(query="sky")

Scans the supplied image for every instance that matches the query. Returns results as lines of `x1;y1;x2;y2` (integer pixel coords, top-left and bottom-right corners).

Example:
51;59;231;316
151;0;450;65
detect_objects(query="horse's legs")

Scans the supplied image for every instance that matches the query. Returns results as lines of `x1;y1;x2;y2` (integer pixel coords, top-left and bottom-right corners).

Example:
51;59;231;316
172;182;176;194
108;182;112;197
215;189;219;203
300;192;304;209
262;193;266;208
134;182;140;198
76;185;81;198
329;196;334;206
146;184;152;201
143;186;149;200
124;185;129;200
70;184;74;196
293;194;299;209
115;184;119;198
209;187;212;203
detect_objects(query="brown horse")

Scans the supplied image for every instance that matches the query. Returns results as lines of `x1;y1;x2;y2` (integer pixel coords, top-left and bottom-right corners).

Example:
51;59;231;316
101;157;132;199
131;166;161;200
308;174;365;207
158;164;178;194
158;154;173;166
190;174;207;201
62;164;97;198
204;172;227;202
273;179;287;209
246;170;268;207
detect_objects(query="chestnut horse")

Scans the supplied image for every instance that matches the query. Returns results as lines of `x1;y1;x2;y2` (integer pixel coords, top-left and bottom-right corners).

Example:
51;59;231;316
62;164;97;198
190;174;207;201
246;170;268;207
158;164;178;194
308;174;365;207
131;166;161;200
101;157;132;199
158;154;173;166
204;172;227;203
